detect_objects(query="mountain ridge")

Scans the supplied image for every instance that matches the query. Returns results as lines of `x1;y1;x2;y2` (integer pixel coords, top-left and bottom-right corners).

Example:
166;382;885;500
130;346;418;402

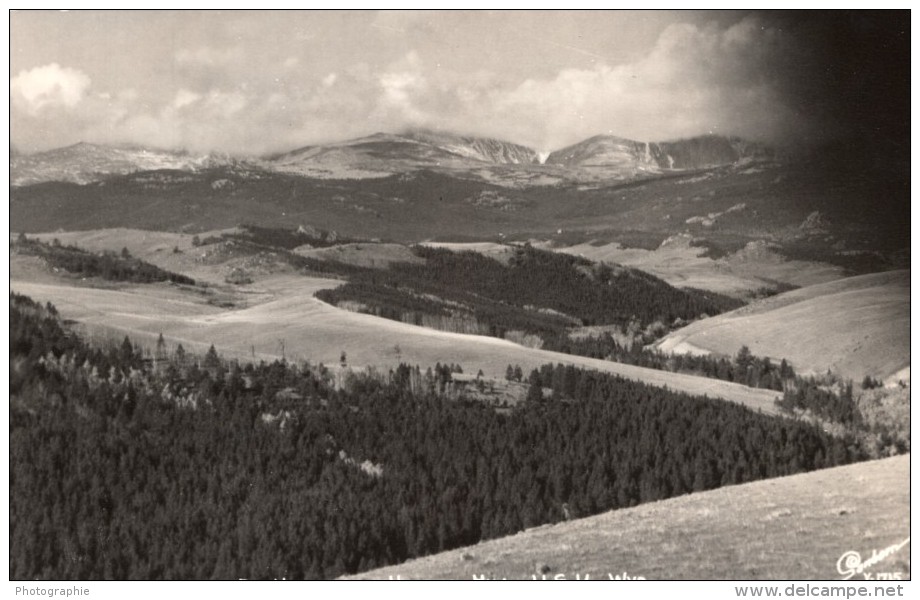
546;133;771;171
9;142;245;186
12;130;771;186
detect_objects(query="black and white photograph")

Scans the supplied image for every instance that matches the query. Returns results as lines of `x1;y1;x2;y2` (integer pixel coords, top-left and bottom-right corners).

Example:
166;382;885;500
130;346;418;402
7;8;911;588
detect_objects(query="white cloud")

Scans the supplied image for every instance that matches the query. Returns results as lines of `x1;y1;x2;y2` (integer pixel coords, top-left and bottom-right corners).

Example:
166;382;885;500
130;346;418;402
10;16;811;155
10;63;91;114
173;89;201;109
478;16;807;149
203;90;247;117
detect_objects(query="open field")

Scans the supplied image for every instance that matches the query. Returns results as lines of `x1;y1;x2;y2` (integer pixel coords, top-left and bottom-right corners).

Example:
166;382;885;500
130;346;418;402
346;454;910;580
546;234;846;298
655;270;910;383
11;273;783;414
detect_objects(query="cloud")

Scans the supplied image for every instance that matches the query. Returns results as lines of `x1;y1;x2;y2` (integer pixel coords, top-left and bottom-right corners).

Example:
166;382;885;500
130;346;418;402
10;63;91;114
175;46;242;67
202;90;247;117
13;14;896;156
173;89;201;109
480;16;810;149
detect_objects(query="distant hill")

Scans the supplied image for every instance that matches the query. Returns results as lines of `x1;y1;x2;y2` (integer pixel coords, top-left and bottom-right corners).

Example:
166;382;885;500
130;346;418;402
655;270;910;383
266;129;539;179
9;142;230;186
346;454;909;580
545;135;659;174
546;134;770;173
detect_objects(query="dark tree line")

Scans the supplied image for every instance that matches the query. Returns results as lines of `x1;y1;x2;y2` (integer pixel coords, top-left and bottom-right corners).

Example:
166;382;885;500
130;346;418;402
13;236;195;285
552;336;796;391
11;293;864;580
317;244;741;339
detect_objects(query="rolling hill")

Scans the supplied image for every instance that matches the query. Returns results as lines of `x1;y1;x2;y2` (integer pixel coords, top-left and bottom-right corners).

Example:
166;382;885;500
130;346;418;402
546;234;847;299
654;270;910;383
265;129;539;180
9;263;783;415
9;142;228;186
10;155;907;270
345;454;909;580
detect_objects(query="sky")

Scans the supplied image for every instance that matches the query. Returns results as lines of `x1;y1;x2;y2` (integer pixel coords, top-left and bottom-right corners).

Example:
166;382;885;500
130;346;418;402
9;10;910;156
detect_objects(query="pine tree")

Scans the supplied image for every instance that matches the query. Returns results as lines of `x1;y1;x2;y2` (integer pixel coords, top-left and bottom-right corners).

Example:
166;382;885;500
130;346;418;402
155;333;167;362
526;370;544;403
204;345;220;370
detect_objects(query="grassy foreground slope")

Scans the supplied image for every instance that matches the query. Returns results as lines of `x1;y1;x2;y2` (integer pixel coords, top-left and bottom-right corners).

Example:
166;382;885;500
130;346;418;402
655;271;910;383
347;454;909;580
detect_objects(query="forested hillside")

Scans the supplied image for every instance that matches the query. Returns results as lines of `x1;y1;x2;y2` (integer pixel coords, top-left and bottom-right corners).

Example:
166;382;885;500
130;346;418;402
13;235;195;285
10;293;864;580
316;244;741;342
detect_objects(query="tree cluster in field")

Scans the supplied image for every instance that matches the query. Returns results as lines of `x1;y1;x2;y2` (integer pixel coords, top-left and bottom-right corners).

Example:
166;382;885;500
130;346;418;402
13;236;195;285
218;224;354;250
776;380;860;426
10;292;864;580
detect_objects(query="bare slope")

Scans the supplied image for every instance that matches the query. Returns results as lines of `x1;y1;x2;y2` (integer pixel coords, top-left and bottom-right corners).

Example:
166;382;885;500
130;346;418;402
549;234;846;298
10;275;782;414
267;130;538;180
346;454;909;580
655;271;910;382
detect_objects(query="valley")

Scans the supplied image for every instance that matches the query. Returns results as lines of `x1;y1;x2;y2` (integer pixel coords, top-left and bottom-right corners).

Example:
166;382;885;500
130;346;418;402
9;129;910;583
9;9;910;586
9;271;784;415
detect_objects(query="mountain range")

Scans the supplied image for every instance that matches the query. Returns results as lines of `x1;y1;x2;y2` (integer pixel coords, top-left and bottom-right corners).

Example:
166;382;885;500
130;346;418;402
9;126;908;278
10;130;771;187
